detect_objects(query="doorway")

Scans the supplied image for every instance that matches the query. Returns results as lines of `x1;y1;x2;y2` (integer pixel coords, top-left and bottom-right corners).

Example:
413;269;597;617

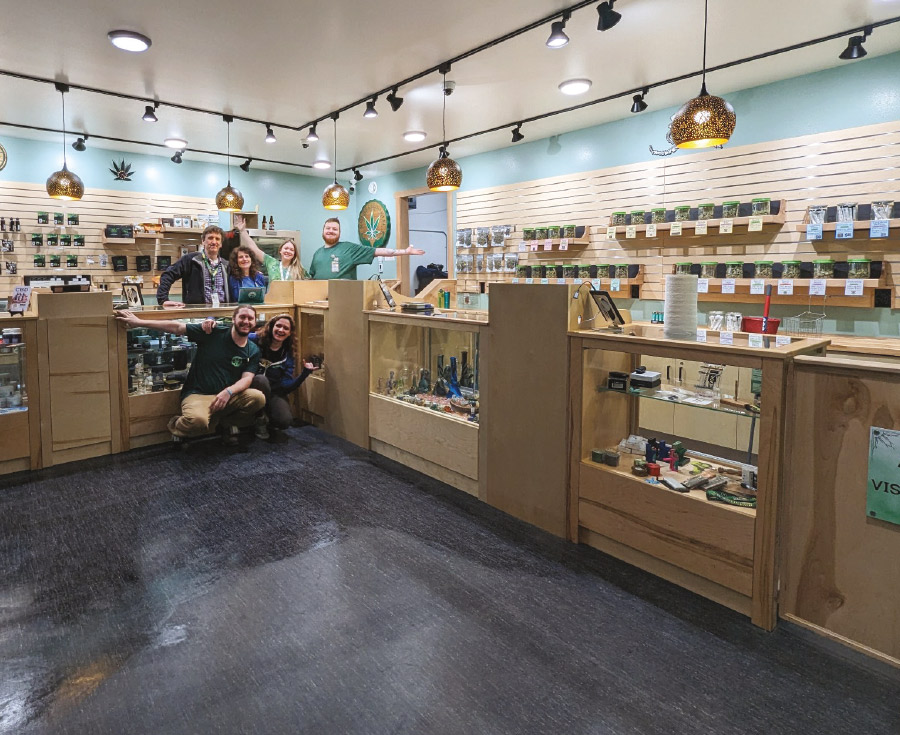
394;187;453;296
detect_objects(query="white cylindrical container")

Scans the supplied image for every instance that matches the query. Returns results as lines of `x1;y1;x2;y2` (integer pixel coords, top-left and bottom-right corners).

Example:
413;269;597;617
663;274;698;341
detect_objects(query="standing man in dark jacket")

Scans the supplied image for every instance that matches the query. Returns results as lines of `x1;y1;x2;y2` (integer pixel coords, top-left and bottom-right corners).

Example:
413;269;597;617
157;225;234;307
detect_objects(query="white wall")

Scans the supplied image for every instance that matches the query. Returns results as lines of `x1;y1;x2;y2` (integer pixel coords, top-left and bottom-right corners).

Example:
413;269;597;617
406;192;448;294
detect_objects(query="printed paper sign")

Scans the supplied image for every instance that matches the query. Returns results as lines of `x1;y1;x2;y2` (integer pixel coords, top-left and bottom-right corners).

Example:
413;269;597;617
559;238;569;250
557;278;566;285
611;278;621;291
591;279;601;290
719;219;733;234
867;427;900;525
696;328;707;343
625;225;637;240
525;278;534;284
809;279;827;296
540;278;549;285
606;227;617;240
748;217;764;232
748;333;764;348
870;220;889;238
543;239;553;251
719;331;734;345
529;242;538;252
775;335;791;347
670;222;683;236
695;220;708;235
8;285;32;314
511;278;519;284
806;223;823;240
845;279;864;296
777;279;794;295
518;241;527;252
750;279;765;295
646;223;657;238
835;222;854;240
697;278;709;293
722;278;736;294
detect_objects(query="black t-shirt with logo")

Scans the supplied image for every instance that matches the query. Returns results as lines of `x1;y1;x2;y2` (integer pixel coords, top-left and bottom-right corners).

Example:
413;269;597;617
182;324;260;398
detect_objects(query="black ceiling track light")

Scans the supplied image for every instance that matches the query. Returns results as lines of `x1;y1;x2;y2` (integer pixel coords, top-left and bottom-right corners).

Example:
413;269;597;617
170;149;183;164
364;98;378;119
239;158;252;172
306;122;319;141
352;167;363;182
546;10;571;48
386;87;404;111
265;125;276;143
840;25;872;59
511;123;525;143
71;134;88;151
630;87;649;113
596;1;621;31
142;102;159;122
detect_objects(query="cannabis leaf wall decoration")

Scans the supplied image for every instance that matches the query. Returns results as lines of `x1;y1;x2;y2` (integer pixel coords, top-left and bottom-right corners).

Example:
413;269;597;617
110;159;134;181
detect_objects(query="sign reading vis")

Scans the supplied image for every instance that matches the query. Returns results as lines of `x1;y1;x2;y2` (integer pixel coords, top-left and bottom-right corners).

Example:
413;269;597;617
867;426;900;525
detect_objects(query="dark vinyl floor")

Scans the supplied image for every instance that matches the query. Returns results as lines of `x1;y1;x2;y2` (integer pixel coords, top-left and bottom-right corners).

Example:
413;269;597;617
1;427;898;735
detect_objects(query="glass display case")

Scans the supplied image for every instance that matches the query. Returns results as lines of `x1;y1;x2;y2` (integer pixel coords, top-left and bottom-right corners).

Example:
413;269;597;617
126;324;196;395
298;305;327;423
0;339;27;414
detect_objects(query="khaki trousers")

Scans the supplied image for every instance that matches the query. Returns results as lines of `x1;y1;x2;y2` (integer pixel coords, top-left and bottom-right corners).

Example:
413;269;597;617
170;389;266;438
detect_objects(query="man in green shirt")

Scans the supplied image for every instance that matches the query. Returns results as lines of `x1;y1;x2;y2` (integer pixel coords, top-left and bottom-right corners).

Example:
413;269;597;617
115;305;264;445
307;218;425;280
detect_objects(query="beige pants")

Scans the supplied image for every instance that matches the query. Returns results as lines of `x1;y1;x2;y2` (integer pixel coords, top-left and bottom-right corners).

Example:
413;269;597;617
169;389;266;438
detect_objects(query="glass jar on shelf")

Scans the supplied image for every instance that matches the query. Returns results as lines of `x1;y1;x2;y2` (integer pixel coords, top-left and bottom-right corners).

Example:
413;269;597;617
725;312;743;332
871;200;893;220
546;264;561;279
707;311;725;330
516;265;528;278
610;212;626;226
629;210;645;225
523;228;535;241
751;197;771;216
674;205;692;222
700;262;718;279
548;225;561;239
836;202;857;222
721;201;740;218
813;259;835;279
563;225;576;238
807;204;827;224
725;261;744;279
675;262;693;275
651;208;667;224
535;226;549;240
847;258;871;279
754;261;774;278
578;264;592;280
781;260;801;279
563;264;579;279
698;203;715;220
596;264;611;278
529;264;543;279
612;264;629;279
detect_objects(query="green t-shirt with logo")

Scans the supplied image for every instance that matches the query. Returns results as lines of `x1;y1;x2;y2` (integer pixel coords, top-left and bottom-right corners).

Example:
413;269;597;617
182;324;260;398
308;241;376;280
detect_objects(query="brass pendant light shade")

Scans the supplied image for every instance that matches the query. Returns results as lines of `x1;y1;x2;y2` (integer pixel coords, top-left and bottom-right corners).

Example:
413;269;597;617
426;153;462;192
670;85;736;149
322;182;350;210
215;183;244;212
46;164;85;201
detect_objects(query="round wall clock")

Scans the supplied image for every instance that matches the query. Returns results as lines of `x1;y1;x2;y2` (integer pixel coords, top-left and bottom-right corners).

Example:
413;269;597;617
368;181;377;194
358;199;391;248
0;143;7;171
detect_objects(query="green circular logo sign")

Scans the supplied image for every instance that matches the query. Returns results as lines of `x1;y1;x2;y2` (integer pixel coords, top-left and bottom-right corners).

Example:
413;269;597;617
358;199;391;248
231;356;244;367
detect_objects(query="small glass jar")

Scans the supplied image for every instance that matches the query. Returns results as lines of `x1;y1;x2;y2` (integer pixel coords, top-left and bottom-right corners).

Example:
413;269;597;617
751;197;771;216
529;264;543;279
516;265;528;278
721;201;740;218
611;212;627;226
781;261;801;279
871;200;893;220
523;228;535;241
546;264;561;279
577;265;591;279
629;210;645;225
813;259;835;279
563;225;576;238
754;261;774;278
836;202;857;222
563;264;579;279
725;312;743;332
698;203;715;220
651;208;667;224
674;205;692;222
612;264;629;279
807;205;827;224
708;311;725;331
725;261;744;279
700;262;718;279
675;262;693;275
548;225;561;239
847;258;871;279
596;264;611;278
535;226;549;240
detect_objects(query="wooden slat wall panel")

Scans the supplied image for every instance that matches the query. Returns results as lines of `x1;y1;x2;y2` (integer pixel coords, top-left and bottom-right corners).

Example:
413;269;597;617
0;181;218;297
456;120;900;304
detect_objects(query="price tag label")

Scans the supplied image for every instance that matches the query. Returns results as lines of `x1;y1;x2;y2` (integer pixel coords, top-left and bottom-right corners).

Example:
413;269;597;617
722;278;736;294
611;278;621;291
540;278;549;285
777;279;794;295
806;223;823;240
750;279;765;295
776;335;792;347
809;279;827;296
518;240;527;252
695;220;708;235
748;333;764;348
559;238;569;250
511;278;519;284
835;222;854;240
646;223;657;238
719;219;733;234
845;279;864;296
557;278;566;285
625;225;637;239
543;239;553;251
748;217;764;232
696;328;707;343
525;278;534;284
591;279;601;290
720;331;734;345
870;219;890;238
697;278;709;293
606;227;617;240
529;242;538;252
670;222;683;236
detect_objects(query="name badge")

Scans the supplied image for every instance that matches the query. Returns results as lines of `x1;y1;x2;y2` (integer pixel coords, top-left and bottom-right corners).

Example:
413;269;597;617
331;257;340;273
211;293;220;308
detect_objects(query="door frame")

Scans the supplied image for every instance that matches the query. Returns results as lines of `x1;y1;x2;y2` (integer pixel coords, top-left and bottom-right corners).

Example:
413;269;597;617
393;186;454;296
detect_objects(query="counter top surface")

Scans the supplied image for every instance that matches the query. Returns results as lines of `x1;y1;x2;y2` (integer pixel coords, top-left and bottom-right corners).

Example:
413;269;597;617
366;308;489;328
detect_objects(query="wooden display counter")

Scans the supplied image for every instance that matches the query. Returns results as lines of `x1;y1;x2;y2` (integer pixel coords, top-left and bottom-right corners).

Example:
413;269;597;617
0;314;41;475
568;324;830;629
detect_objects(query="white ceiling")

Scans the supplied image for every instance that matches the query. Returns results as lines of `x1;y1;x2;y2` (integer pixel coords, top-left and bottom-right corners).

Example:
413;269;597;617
1;0;899;179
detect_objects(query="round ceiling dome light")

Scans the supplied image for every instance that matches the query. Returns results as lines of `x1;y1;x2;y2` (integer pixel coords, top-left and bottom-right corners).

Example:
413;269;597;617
108;30;152;52
558;78;592;96
164;137;187;149
312;160;332;170
403;131;427;143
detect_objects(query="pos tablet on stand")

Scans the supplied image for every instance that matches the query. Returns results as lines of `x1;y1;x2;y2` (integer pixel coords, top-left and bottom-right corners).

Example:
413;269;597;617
589;289;626;332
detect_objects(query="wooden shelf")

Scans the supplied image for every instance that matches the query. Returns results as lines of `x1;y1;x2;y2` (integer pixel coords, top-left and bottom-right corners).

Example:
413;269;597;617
101;236;136;245
135;232;163;239
162;227;205;235
793;218;900;235
608;200;787;236
695;277;885;307
247;229;298;239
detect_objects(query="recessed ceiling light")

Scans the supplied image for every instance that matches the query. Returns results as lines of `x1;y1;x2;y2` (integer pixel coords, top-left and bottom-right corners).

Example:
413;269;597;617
404;131;427;143
313;160;331;170
108;30;152;53
164;137;187;149
559;78;592;96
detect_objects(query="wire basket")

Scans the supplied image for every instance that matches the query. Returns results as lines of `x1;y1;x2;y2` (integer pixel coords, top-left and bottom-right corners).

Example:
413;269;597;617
783;311;826;336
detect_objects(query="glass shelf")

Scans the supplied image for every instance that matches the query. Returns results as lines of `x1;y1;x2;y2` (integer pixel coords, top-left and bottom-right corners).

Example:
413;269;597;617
0;342;28;413
597;384;759;419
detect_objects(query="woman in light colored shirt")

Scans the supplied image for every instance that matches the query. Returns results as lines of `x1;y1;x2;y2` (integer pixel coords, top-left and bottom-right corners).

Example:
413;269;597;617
234;214;307;281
